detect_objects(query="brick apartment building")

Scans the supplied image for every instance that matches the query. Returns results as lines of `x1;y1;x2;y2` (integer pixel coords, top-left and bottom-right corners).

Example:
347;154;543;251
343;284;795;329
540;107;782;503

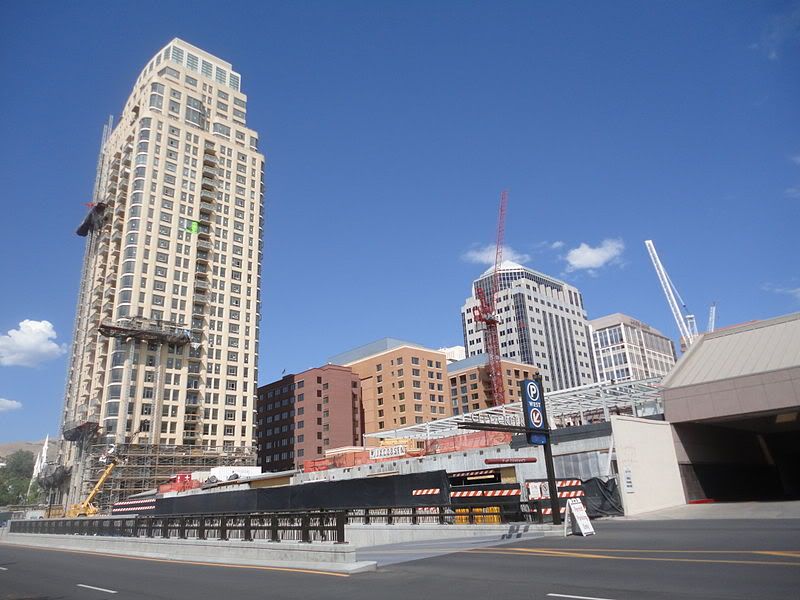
328;338;452;439
256;364;361;471
448;354;539;415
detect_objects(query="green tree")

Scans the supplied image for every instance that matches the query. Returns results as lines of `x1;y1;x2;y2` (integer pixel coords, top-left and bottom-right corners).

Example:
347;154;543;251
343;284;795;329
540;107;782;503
0;450;36;506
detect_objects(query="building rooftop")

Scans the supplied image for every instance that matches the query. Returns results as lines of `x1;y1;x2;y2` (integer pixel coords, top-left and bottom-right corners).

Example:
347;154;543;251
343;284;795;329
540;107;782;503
447;353;534;374
662;312;800;389
476;260;569;289
328;337;439;367
590;313;667;336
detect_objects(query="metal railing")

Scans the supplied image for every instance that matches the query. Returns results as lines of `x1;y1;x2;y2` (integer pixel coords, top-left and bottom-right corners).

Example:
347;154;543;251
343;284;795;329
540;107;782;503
10;511;347;544
344;502;552;526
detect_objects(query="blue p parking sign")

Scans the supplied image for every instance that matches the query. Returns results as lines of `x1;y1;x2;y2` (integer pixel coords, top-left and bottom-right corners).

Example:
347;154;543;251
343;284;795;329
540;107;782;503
521;378;548;445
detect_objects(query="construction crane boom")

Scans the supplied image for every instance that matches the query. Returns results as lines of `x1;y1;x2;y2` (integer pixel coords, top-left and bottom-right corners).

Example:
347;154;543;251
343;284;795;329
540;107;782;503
644;240;696;346
707;302;717;333
474;191;508;406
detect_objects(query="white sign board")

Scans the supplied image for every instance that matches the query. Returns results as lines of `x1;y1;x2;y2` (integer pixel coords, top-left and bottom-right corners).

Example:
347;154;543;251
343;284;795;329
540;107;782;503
623;467;634;493
525;481;550;500
565;498;595;536
369;445;406;460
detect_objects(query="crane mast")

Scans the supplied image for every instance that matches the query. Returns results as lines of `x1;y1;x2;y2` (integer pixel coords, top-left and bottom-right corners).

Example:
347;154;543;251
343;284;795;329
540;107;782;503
474;191;508;406
707;302;717;333
644;240;696;347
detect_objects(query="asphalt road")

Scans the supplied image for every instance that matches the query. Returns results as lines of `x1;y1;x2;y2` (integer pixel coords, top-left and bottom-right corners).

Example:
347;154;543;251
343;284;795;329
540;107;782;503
2;518;799;600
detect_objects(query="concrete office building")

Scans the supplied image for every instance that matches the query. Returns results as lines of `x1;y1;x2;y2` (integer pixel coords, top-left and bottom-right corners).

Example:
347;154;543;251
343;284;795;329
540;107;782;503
447;354;539;415
256;365;362;472
59;39;265;504
328;339;451;438
591;313;677;383
461;261;595;393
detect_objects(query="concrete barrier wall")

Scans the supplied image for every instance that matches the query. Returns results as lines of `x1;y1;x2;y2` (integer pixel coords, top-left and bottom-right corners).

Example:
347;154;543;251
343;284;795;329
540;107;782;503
1;532;374;573
345;523;562;547
611;416;686;515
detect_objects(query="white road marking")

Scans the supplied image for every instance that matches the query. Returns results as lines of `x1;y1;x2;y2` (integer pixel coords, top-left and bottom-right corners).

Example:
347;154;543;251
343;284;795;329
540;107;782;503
77;584;118;594
0;566;8;571
547;594;616;600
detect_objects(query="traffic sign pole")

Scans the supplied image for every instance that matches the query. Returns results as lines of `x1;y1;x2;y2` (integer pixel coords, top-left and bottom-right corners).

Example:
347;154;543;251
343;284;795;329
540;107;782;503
542;429;562;525
520;376;562;525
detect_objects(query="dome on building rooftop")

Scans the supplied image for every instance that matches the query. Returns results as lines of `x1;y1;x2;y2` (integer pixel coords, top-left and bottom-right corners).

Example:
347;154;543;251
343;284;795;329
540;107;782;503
480;260;527;277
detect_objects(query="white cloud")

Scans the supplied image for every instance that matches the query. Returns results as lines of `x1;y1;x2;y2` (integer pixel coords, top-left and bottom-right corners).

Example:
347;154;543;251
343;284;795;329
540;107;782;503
763;283;800;302
0;398;22;413
550;241;565;250
462;244;531;265
785;185;800;198
754;6;800;61
564;239;625;272
0;320;67;367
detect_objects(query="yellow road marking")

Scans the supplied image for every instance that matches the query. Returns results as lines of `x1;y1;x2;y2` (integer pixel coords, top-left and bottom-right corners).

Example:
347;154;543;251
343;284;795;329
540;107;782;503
503;547;800;554
755;550;800;558
0;542;349;577
465;548;800;567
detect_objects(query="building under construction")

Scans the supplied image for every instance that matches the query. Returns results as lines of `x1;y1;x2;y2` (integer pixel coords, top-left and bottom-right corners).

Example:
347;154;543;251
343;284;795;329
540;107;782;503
57;38;266;508
82;443;256;513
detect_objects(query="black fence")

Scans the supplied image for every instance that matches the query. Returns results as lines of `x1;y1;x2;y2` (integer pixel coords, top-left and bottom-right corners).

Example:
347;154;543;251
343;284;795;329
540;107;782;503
9;501;562;543
10;511;347;544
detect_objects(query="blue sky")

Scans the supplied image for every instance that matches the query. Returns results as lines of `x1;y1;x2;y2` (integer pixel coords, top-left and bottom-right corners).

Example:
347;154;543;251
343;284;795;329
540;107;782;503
0;1;798;442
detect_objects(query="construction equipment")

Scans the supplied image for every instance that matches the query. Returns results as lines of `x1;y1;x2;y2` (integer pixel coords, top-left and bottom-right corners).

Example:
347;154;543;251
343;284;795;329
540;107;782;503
707;302;717;333
644;240;699;348
473;191;508;406
66;445;118;517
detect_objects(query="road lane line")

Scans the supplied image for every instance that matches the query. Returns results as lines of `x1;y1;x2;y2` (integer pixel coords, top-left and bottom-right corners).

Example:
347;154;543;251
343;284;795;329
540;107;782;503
77;584;118;594
0;566;8;570
548;594;616;600
465;548;800;567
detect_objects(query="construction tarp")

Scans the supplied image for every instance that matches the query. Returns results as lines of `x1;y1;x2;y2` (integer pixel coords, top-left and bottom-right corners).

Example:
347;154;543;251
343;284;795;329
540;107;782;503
154;471;450;515
582;477;623;517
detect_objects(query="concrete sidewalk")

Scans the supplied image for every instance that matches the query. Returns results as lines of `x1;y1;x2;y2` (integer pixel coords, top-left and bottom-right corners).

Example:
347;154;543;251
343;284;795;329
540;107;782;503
620;500;800;520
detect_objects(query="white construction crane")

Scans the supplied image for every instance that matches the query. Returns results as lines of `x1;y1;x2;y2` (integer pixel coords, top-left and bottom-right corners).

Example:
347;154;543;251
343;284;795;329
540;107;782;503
644;240;699;347
707;302;717;333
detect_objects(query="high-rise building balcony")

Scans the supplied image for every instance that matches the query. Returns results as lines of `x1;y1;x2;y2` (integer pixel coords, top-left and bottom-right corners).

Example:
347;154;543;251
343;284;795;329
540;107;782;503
201;177;216;190
202;166;218;179
195;265;209;278
194;279;209;291
204;141;216;154
196;239;213;251
197;211;212;225
197;225;212;238
194;293;209;304
195;250;210;263
199;201;215;213
202;154;218;167
109;170;119;182
200;189;216;203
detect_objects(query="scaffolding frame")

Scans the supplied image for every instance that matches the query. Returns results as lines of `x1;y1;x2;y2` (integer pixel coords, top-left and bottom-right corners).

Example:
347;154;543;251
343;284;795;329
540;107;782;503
364;378;664;441
81;443;257;512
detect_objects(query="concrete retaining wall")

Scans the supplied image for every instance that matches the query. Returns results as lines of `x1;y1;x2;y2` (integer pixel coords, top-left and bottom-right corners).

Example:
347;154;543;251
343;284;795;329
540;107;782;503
1;533;375;573
346;523;563;547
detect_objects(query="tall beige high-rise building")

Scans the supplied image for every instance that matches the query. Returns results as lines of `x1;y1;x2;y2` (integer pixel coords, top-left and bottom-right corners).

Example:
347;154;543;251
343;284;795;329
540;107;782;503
59;39;264;504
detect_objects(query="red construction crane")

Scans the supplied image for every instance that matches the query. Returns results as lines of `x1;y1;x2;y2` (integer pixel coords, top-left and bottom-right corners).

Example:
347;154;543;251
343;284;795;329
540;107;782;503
473;191;508;406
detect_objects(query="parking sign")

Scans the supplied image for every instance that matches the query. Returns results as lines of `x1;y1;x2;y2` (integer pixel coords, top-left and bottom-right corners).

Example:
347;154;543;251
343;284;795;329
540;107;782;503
521;378;548;445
